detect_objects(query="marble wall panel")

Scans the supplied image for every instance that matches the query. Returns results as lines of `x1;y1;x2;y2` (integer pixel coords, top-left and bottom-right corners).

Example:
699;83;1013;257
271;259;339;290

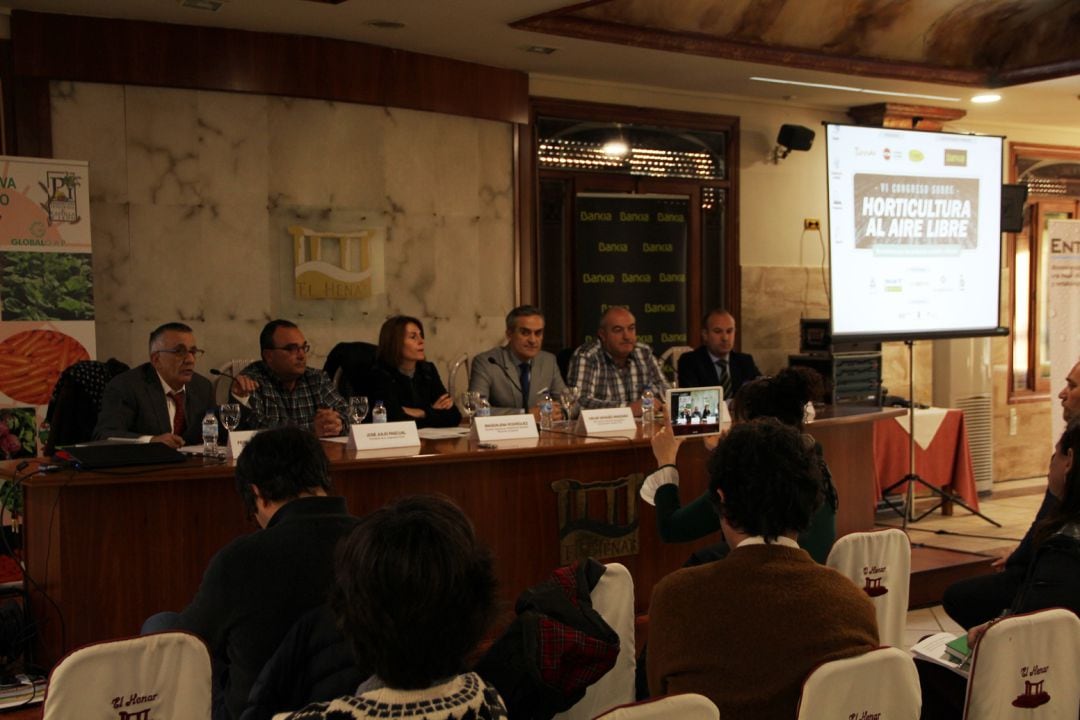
267;98;388;207
51;82;129;204
51;81;517;375
990;334;1053;481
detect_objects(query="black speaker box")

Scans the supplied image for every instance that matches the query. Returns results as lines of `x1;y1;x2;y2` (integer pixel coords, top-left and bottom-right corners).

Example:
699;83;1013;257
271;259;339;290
777;124;815;152
1001;183;1028;233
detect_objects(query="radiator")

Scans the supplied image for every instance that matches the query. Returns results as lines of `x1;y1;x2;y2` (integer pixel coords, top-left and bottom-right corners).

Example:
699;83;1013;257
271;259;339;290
954;394;993;494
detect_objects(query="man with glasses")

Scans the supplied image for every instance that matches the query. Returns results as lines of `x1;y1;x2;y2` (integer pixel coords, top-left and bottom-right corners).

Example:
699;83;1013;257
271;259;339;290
94;322;216;447
229;319;348;437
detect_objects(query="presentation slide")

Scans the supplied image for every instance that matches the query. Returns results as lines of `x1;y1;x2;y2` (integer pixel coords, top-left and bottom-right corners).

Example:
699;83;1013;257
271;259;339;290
826;124;1004;340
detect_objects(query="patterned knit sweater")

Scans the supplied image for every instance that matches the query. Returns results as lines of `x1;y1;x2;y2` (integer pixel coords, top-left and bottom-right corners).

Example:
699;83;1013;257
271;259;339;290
286;672;507;720
647;543;879;720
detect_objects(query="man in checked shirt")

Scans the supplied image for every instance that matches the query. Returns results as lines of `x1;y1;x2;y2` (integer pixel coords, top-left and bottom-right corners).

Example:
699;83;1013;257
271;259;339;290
568;306;669;416
230;318;348;437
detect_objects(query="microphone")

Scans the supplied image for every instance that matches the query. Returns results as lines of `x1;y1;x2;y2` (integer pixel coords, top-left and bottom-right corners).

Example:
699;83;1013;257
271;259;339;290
210;368;237;381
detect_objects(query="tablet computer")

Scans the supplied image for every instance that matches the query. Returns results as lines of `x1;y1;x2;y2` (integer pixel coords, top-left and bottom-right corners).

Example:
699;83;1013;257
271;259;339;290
665;385;730;437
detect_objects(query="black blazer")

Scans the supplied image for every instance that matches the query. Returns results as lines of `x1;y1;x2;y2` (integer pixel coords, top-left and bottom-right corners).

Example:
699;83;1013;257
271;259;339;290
676;346;761;396
371;360;462;428
93;363;215;445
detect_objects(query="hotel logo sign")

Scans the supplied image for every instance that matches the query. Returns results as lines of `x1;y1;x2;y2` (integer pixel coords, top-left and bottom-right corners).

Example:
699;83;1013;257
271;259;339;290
289;225;385;300
551;473;644;564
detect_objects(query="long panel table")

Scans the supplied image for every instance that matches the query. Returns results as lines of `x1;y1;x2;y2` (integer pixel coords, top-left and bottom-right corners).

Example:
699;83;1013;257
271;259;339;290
8;405;900;664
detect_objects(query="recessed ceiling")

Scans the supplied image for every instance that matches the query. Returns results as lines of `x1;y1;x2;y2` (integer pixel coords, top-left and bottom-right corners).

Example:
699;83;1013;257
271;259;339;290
1;0;1077;130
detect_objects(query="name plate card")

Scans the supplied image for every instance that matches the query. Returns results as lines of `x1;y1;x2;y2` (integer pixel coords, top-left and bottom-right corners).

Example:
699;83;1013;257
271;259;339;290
579;407;637;435
226;430;259;459
348;421;421;451
473;415;539;443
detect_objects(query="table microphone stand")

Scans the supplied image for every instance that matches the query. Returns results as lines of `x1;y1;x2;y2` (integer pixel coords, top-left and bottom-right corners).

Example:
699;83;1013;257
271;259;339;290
880;340;1000;529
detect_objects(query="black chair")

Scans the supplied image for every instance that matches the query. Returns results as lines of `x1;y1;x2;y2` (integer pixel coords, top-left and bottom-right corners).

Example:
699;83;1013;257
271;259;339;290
45;358;130;454
323;342;378;398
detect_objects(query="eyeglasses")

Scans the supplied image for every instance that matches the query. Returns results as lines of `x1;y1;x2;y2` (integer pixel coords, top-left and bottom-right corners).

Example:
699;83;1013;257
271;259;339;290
271;343;311;354
156;346;205;357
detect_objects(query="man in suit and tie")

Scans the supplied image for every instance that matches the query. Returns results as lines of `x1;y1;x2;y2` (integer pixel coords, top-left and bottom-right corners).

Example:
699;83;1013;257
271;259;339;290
94;322;215;447
469;305;567;418
677;308;761;398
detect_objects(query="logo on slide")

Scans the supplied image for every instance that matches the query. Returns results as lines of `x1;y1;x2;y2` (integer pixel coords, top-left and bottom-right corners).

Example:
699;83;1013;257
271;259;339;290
944;149;968;167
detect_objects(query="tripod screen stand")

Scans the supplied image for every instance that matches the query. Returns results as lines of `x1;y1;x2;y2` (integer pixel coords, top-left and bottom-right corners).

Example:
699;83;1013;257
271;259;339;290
880;340;1000;529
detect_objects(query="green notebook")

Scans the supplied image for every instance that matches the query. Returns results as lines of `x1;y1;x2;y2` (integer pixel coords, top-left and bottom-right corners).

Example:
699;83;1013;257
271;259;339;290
945;635;971;663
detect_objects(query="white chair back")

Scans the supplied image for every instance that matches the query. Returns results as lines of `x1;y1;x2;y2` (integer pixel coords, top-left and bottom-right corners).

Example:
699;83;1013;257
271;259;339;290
214;357;259;404
553;563;636;720
594;693;719;720
658;345;694;387
826;528;910;646
795;646;920;720
43;631;212;720
964;607;1080;720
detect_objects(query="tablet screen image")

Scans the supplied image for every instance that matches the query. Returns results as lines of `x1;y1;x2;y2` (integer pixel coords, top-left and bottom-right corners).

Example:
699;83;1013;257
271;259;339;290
666;386;728;437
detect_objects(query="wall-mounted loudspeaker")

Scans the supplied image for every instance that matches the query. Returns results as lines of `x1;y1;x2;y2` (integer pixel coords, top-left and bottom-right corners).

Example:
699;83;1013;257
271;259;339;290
1001;183;1028;233
777;124;815;152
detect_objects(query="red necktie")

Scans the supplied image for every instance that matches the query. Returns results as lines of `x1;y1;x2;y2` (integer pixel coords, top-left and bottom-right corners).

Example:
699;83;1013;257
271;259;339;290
169;390;186;436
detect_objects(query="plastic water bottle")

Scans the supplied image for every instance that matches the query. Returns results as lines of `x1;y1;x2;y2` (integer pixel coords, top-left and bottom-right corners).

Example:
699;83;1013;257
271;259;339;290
202;410;219;455
539;392;554;430
640;388;655;428
476;396;491;417
372;401;387;423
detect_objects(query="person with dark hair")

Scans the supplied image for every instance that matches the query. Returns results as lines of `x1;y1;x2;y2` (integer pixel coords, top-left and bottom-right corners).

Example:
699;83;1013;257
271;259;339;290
370;315;461;427
647;419;878;719
568;306;669;413
641;366;838;563
230;319;348;437
468;305;567;417
287;495;506;719
919;420;1080;718
142;427;360;720
942;362;1080;630
94;321;215;447
677;308;761;395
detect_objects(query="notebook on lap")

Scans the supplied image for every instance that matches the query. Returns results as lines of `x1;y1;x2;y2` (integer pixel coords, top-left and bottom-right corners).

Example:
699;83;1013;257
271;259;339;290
60;442;188;470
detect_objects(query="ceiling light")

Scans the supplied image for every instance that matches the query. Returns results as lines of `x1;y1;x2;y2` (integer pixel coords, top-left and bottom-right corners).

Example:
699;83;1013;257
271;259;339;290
364;19;405;29
525;45;558;55
971;93;1002;104
601;140;630;157
750;77;960;103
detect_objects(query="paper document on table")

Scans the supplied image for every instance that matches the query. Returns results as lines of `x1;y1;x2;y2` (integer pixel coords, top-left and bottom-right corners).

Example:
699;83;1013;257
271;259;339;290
910;632;971;677
418;427;471;439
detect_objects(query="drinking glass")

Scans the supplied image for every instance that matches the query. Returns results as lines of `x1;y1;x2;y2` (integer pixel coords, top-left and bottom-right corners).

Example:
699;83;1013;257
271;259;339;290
459;391;478;425
560;385;579;425
349;396;369;425
219;403;241;432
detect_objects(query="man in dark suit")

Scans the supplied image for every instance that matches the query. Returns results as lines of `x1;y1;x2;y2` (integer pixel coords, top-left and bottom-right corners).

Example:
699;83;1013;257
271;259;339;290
94;322;215;447
469;305;567;417
677;309;761;399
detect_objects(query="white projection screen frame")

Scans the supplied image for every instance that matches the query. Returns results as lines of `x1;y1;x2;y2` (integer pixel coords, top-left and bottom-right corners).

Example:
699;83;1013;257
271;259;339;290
825;123;1007;342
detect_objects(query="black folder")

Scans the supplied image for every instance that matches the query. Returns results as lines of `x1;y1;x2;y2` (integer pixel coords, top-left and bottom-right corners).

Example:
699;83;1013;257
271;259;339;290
61;442;188;470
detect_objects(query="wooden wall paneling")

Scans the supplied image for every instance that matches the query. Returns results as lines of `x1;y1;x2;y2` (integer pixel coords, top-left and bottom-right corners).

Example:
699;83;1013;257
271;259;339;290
11;11;528;125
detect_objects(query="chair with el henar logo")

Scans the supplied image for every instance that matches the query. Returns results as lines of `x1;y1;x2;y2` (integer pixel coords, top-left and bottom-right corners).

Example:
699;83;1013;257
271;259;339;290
826;528;910;647
795;646;921;720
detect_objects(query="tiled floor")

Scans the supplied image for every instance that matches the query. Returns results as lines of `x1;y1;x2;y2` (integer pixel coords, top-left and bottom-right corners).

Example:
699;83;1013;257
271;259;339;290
900;476;1047;648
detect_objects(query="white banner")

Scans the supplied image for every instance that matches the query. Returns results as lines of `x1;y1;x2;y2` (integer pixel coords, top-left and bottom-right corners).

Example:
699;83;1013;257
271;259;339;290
1048;219;1080;442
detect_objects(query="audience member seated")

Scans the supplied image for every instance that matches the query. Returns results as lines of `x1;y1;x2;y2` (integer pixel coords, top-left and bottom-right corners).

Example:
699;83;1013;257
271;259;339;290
646;418;878;719
142;427;360;720
469;305;567;418
919;420;1080;718
94;322;214;448
942;358;1080;629
676;308;761;396
568;307;669;414
642;367;837;564
230;319;348;437
370;315;461;428
286;496;506;720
